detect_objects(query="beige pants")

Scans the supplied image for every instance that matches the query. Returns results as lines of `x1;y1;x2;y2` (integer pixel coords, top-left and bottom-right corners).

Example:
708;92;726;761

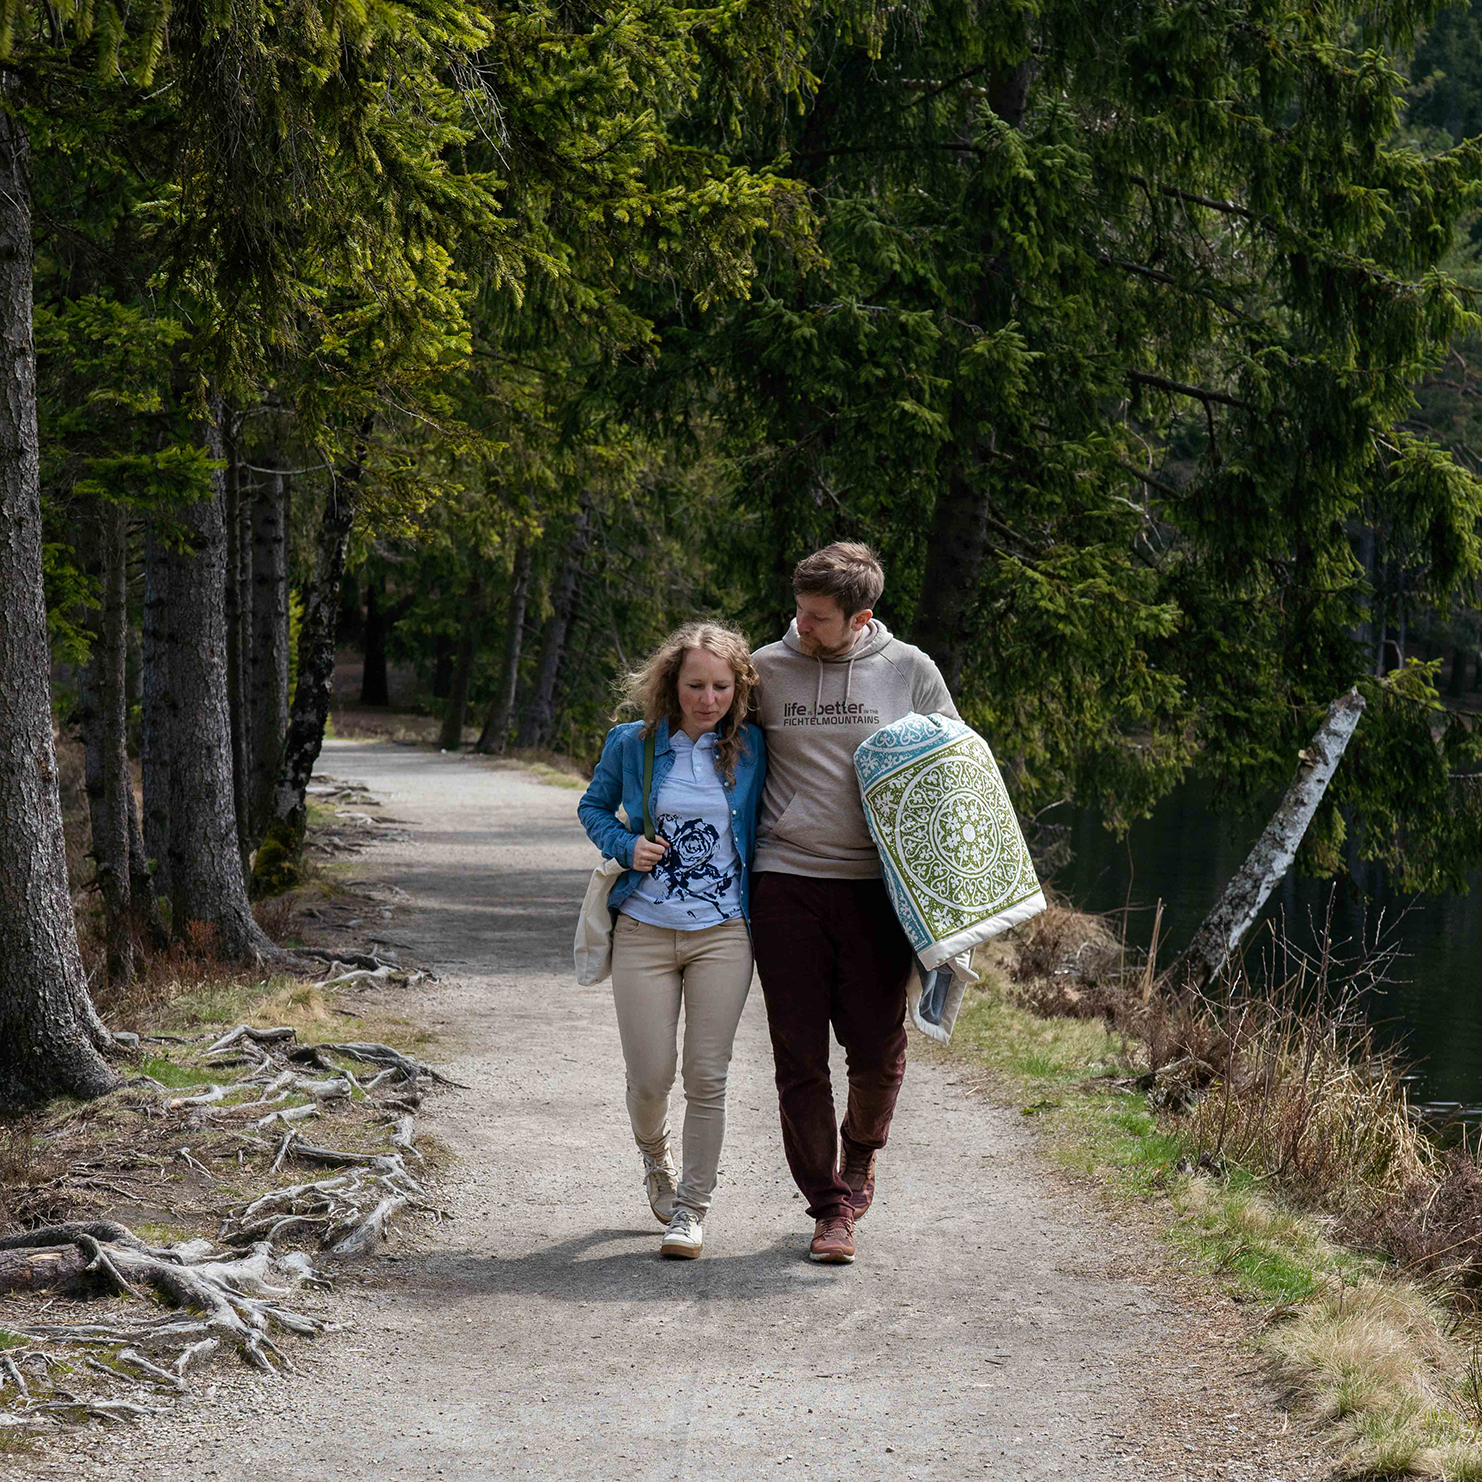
610;913;753;1215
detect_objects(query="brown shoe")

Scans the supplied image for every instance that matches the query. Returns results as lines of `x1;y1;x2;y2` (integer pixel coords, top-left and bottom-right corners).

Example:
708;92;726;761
839;1140;878;1220
809;1215;856;1264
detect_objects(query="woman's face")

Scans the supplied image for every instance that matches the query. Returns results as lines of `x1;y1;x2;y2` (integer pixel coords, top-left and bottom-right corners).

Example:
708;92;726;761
676;646;736;736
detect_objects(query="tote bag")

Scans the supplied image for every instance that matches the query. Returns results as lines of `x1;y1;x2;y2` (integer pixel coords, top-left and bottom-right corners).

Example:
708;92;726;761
573;733;656;986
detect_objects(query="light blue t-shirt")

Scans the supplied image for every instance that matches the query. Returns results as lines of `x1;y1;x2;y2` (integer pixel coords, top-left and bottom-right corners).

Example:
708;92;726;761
620;731;744;930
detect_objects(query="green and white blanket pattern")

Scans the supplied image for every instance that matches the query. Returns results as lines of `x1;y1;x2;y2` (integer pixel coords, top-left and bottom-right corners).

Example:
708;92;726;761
855;712;1046;972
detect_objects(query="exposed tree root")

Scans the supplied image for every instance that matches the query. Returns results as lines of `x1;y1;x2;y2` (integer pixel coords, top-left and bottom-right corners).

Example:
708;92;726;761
310;1041;465;1088
0;1023;448;1431
0;1225;322;1372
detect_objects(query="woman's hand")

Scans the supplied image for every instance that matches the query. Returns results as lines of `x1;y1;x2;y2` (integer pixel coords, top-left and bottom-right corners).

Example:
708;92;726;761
631;836;668;872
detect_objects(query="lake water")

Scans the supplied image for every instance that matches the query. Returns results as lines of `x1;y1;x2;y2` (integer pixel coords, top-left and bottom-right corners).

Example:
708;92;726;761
1054;783;1482;1112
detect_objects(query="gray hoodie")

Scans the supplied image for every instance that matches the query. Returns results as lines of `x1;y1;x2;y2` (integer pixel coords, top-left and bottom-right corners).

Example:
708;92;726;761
752;619;959;879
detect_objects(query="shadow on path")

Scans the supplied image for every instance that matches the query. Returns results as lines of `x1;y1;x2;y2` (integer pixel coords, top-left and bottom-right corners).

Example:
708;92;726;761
409;1227;823;1305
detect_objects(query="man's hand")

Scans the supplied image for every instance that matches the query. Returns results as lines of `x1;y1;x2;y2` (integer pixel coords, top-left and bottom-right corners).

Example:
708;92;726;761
632;836;668;872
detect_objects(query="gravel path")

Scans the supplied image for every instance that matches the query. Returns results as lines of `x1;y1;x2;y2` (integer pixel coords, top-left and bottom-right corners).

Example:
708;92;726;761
42;741;1337;1481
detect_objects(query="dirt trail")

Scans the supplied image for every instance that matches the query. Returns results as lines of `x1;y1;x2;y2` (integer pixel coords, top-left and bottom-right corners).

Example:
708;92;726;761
40;741;1334;1481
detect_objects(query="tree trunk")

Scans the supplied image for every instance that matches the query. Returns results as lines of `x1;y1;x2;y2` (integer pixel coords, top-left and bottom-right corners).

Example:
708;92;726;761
249;465;290;844
439;569;483;751
252;430;367;896
550;603;601;749
80;501;134;989
223;419;251;877
1167;689;1367;992
476;542;532;755
142;521;172;903
1449;640;1470;700
910;456;993;691
518;503;590;749
152;401;274;960
431;634;453;699
124;766;165;948
909;61;1035;691
360;575;390;705
0;96;120;1106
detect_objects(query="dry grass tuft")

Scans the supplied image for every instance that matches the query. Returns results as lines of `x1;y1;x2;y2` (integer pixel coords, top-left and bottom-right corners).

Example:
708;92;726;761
1186;984;1431;1214
252;890;298;939
1008;902;1427;1220
1010;901;1123;987
1353;1151;1482;1301
0;1120;69;1234
1264;1277;1482;1477
92;919;259;1032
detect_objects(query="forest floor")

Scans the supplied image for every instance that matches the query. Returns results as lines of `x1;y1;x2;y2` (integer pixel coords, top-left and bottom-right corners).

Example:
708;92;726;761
15;739;1341;1481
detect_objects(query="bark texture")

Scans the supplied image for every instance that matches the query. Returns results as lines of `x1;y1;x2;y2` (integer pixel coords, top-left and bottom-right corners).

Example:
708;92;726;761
223;422;252;876
124;766;165;947
249;466;290;842
1168;689;1367;991
360;575;390;705
81;501;134;988
252;443;363;896
431;635;453;700
152;407;274;959
142;522;172;903
518;503;589;749
0;98;119;1105
438;569;483;751
476;542;531;755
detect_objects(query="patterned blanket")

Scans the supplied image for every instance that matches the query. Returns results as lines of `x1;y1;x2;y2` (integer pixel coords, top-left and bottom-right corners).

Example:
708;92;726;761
856;713;1046;1039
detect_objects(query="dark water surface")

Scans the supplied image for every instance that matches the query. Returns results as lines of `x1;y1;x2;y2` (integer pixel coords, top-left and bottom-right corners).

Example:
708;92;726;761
1054;783;1482;1109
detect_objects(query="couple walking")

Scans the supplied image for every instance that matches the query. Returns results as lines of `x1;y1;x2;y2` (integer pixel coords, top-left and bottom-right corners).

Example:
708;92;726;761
578;542;958;1264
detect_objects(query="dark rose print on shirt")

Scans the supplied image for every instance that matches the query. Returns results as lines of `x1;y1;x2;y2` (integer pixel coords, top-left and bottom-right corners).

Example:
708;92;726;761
651;814;736;920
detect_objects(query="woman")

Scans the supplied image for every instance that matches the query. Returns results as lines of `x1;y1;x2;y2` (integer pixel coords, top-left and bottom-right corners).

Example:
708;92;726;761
578;622;765;1259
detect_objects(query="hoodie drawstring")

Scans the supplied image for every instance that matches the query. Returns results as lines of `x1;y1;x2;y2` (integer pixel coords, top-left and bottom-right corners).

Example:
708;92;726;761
814;653;857;710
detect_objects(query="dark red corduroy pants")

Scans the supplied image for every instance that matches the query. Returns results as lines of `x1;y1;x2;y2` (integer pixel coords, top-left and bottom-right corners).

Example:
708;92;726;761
750;871;913;1220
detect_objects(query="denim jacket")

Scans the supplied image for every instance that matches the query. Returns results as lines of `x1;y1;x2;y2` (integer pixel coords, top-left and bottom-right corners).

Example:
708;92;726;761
578;717;767;921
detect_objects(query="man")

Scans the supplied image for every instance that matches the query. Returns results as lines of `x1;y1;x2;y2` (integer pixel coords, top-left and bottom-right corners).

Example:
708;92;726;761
750;542;959;1263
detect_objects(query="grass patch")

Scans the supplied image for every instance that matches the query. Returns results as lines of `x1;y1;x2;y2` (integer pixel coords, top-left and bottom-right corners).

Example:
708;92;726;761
138;1054;214;1089
942;970;1482;1479
473;750;589;789
523;762;585;790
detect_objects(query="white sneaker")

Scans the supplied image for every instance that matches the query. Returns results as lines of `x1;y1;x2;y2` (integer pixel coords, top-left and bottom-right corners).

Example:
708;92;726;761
642;1149;678;1224
660;1207;703;1259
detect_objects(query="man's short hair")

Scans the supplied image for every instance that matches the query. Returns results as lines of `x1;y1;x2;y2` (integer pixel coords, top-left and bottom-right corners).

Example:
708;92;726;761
793;542;885;618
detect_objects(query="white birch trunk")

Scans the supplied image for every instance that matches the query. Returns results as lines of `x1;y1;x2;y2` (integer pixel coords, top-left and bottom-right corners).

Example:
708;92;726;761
1169;687;1366;991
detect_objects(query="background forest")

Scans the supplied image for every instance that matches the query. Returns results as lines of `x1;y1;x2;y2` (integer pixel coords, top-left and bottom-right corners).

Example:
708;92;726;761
7;0;1482;1102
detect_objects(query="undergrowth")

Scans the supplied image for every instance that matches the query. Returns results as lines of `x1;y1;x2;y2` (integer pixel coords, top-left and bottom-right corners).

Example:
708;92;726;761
951;905;1482;1480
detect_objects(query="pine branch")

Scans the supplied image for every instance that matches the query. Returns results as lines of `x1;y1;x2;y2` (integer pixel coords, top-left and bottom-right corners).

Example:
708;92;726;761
1109;454;1185;503
1128;370;1262;415
1125;173;1260;224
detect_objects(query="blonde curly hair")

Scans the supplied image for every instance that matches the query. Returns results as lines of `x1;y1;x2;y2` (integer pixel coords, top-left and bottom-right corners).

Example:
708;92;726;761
617;621;758;784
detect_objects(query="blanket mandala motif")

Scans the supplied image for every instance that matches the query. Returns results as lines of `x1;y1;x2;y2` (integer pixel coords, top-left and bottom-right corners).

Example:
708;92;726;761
855;712;1046;969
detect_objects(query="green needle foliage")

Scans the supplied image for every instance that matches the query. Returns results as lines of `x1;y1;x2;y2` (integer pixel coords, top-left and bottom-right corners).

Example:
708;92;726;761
660;0;1482;889
23;0;1482;903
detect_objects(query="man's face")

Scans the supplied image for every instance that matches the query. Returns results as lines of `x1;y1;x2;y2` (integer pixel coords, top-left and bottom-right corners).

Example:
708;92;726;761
794;593;871;658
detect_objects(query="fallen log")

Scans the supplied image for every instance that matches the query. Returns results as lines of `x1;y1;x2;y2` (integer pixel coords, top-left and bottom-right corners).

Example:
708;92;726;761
1167;687;1366;991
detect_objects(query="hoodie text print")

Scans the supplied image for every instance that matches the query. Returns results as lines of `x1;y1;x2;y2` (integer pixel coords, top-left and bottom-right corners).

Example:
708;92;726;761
751;619;958;879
